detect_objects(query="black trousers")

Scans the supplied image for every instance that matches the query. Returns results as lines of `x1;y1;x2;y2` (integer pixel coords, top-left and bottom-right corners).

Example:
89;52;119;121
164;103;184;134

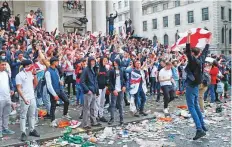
49;90;70;122
65;75;76;96
161;85;175;109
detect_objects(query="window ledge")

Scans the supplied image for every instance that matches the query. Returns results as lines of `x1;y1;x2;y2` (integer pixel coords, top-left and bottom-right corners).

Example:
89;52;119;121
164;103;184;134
202;19;210;22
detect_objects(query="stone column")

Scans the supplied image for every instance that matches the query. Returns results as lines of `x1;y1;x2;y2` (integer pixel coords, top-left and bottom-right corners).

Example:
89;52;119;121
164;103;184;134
92;0;106;35
129;1;142;35
106;0;114;15
44;0;59;32
86;0;92;32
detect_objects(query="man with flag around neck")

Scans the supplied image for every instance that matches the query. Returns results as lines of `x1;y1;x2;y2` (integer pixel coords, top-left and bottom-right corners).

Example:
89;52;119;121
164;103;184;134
129;60;148;117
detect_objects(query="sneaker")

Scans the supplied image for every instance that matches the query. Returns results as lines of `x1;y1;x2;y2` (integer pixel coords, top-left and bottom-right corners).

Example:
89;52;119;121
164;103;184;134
21;132;27;142
10;110;17;116
29;129;40;137
120;121;124;126
92;122;102;127
139;111;148;116
2;129;15;135
63;114;72;120
99;117;108;122
193;130;206;140
0;132;2;138
163;108;169;114
83;126;91;130
134;112;140;117
50;120;57;127
156;98;160;102
125;102;130;106
202;126;208;132
108;119;114;125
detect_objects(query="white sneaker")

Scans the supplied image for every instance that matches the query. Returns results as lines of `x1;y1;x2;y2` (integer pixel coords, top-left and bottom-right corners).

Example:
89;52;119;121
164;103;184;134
163;108;169;114
10;110;17;116
63;114;72;120
50;120;57;127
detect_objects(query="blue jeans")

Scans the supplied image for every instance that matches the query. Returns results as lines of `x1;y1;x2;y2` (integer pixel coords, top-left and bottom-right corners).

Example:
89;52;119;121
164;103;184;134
109;25;114;36
134;87;146;111
110;91;124;121
204;84;216;103
186;84;205;130
76;83;84;105
149;77;156;94
156;82;161;100
174;80;179;91
180;79;186;92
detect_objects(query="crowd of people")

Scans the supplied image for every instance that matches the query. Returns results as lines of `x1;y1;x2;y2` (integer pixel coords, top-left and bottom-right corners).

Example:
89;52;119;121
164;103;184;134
0;8;231;143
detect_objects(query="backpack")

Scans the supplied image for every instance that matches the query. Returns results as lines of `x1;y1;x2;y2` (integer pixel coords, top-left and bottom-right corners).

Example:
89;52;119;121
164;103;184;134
202;72;211;86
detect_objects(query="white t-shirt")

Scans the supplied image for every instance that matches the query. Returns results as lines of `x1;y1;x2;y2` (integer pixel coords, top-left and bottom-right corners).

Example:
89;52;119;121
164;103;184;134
0;71;10;100
159;68;172;86
115;70;121;92
64;60;74;76
150;65;158;78
16;70;35;100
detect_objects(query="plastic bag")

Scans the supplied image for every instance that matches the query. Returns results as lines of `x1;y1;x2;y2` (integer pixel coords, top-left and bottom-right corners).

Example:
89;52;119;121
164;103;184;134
58;120;71;128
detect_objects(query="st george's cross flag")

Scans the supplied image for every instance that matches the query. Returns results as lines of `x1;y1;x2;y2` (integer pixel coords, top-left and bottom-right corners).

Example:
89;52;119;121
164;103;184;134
171;28;211;51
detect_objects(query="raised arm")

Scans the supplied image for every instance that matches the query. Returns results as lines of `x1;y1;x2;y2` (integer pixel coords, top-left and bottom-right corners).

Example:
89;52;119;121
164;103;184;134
199;34;211;62
185;31;193;63
114;11;118;19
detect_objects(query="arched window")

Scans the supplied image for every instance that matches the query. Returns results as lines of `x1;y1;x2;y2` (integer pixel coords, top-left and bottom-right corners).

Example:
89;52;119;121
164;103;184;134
164;34;169;46
153;35;157;45
221;28;224;43
229;29;231;44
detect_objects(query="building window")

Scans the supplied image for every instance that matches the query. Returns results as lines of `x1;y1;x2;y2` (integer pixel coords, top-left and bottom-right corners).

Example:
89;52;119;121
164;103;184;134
143;21;147;31
174;0;180;7
188;11;194;23
143;8;147;15
113;3;116;11
163;16;168;27
221;7;225;20
153;36;157;45
163;3;168;10
222;28;224;43
118;1;122;9
119;15;122;21
152;6;157;13
164;34;169;46
175;14;180;25
188;0;194;4
202;8;209;21
229;29;231;44
124;0;128;7
229;9;231;21
152;19;157;29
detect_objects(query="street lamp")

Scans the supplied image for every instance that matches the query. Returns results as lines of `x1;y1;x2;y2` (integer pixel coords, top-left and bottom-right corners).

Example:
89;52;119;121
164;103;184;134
223;20;228;54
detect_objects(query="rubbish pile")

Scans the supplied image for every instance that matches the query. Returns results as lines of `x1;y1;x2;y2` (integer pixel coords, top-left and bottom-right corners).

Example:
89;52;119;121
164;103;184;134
33;101;232;147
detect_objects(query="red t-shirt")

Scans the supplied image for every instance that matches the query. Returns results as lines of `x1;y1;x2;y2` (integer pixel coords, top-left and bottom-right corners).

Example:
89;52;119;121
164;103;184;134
210;66;219;84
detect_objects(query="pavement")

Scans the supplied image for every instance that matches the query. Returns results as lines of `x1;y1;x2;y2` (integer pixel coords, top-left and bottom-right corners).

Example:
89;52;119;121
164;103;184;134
1;93;231;147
